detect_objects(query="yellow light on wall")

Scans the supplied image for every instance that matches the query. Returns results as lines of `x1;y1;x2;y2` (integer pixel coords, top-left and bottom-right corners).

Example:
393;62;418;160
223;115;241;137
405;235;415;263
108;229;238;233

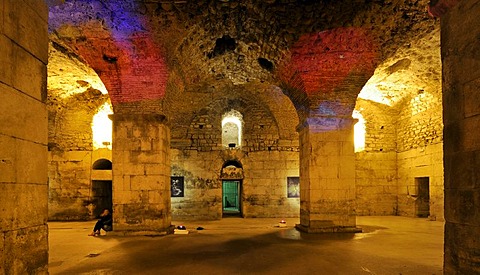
352;110;366;153
410;90;434;116
92;102;113;150
358;85;393;106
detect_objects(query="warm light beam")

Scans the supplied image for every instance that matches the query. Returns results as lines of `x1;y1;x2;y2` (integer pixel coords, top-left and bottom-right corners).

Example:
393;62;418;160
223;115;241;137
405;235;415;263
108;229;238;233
352;110;366;153
92;102;113;150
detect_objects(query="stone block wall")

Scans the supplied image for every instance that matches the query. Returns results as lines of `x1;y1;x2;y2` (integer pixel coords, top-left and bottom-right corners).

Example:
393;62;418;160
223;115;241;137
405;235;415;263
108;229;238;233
242;150;299;218
355;99;398;215
396;83;443;220
171;150;223;220
48;149;112;220
355;83;443;219
171;149;299;220
0;0;49;273
396;143;443;220
442;0;480;273
48;85;109;151
112;114;172;233
184;95;287;152
47;40;113;220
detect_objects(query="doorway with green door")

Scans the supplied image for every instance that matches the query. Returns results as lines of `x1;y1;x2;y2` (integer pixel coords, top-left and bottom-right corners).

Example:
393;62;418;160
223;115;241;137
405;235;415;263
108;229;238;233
223;180;241;216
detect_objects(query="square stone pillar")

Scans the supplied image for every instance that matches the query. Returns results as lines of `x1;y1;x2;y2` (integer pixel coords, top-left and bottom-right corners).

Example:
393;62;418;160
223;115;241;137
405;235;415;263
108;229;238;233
441;0;480;273
0;0;49;273
110;114;173;235
296;117;359;233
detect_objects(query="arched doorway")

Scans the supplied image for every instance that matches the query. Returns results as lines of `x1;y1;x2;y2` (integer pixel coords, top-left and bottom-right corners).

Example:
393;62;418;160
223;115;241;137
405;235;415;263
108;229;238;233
221;160;244;216
92;158;113;217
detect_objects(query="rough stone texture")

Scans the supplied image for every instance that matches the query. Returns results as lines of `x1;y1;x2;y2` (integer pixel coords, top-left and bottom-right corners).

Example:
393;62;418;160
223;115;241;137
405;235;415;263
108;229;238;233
0;0;49;273
242;151;300;218
298;117;357;232
395;27;443;220
353;25;443;220
48;149;112;220
397;143;444;220
442;0;480;273
171;149;299;220
169;86;300;219
167;82;299;149
44;0;449;238
48;89;109;151
47;43;110;152
171;150;223;220
355;100;397;216
111;114;172;233
47;41;113;220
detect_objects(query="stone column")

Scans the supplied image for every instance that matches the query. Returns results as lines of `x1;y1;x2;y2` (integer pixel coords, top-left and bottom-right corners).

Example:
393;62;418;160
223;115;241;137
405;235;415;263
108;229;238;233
441;0;480;273
296;116;358;233
0;0;49;273
110;114;173;235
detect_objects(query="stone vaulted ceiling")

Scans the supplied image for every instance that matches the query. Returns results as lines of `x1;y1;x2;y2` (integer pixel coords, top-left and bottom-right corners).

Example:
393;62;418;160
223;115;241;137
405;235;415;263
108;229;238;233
47;0;440;120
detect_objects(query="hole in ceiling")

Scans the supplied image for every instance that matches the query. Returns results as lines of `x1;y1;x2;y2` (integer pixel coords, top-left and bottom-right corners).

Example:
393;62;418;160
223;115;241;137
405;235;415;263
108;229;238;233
258;57;274;71
207;35;236;59
102;54;118;63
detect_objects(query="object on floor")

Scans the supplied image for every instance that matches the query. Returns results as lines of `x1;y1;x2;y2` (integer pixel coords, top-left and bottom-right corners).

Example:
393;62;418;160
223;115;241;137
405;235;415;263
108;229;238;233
174;225;189;234
174;229;189;234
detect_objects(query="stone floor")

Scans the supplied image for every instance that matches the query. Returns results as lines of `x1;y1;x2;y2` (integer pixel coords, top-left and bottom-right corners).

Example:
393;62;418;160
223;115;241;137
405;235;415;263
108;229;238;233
49;216;444;274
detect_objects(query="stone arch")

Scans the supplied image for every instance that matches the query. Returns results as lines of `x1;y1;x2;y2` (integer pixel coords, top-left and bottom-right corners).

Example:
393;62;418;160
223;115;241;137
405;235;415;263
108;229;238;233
181;94;282;152
220;160;244;180
92;158;112;170
222;159;243;169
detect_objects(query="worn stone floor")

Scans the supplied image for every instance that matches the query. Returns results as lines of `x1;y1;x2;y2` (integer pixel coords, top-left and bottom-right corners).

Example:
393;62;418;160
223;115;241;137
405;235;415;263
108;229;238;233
48;216;444;274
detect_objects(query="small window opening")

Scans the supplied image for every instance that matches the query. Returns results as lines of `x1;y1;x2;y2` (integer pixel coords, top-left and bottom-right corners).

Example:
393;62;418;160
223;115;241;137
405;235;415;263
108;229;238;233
352;110;366;153
222;110;243;149
207;35;236;59
92;102;113;150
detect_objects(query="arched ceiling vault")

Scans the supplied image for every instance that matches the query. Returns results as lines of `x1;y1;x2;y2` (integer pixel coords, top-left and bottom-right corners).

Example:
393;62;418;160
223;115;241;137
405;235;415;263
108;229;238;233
47;0;439;119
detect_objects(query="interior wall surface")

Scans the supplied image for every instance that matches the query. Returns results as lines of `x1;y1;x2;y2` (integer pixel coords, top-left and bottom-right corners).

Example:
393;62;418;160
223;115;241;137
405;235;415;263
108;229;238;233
395;82;444;220
396;143;444;220
442;0;480;273
355;99;398;215
171;149;299;220
47;65;111;220
0;0;49;273
48;149;112;220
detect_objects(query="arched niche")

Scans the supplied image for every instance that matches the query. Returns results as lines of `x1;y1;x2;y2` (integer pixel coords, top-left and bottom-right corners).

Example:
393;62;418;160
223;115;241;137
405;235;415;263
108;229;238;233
220;160;244;179
92;158;112;170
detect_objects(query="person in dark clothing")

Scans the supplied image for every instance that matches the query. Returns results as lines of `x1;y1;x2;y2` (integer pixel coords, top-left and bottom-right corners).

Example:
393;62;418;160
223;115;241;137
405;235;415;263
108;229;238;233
88;208;113;236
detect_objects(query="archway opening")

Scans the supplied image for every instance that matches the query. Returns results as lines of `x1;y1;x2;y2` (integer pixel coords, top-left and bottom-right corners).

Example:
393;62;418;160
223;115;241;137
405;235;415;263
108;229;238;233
221;159;243;217
92;159;112;170
92;158;113;217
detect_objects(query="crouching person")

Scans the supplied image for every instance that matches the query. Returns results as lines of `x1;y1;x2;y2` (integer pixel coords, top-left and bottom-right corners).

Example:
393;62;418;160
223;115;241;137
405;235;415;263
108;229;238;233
89;208;113;236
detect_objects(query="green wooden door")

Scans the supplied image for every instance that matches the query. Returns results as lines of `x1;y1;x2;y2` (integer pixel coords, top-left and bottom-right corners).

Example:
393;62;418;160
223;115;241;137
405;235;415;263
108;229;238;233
223;180;240;214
